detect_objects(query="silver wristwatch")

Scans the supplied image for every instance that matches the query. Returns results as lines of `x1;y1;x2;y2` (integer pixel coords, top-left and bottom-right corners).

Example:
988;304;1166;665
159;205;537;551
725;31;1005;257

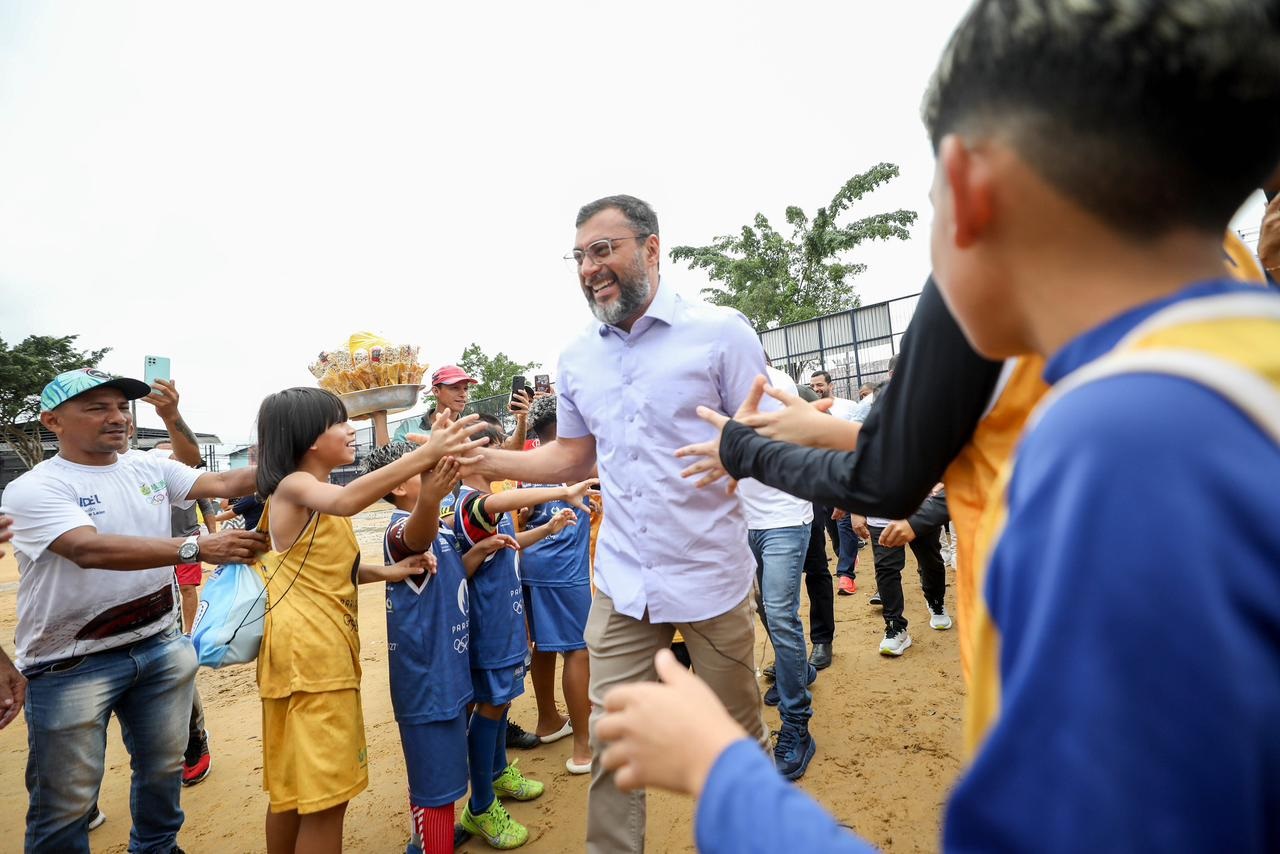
178;535;201;563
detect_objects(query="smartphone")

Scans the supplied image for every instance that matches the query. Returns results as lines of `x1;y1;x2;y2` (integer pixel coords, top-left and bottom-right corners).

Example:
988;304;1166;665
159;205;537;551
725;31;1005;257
144;355;171;386
534;374;550;394
510;375;528;398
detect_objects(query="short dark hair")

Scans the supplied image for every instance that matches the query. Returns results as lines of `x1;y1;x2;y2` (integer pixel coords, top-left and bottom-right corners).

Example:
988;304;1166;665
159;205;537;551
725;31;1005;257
922;0;1280;238
475;413;506;450
255;387;348;497
529;394;557;435
360;442;415;504
576;195;660;237
810;370;832;383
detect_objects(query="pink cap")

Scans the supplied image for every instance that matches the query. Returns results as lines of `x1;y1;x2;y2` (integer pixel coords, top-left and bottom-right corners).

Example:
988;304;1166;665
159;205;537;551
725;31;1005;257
431;365;478;387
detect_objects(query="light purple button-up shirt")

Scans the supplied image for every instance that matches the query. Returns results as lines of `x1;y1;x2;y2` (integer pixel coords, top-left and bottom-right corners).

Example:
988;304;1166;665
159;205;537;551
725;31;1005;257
556;281;768;623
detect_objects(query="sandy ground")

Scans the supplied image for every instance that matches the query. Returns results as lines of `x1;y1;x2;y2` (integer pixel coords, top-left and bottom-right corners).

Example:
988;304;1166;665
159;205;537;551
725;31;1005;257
0;507;962;853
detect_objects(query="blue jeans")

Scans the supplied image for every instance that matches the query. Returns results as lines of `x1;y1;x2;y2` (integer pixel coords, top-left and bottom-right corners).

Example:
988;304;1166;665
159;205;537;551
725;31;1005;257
835;515;860;579
749;525;812;728
24;622;196;854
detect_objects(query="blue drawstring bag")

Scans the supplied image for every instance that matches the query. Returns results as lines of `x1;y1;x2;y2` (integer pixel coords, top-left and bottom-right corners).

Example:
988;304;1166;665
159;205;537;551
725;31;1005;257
190;562;267;668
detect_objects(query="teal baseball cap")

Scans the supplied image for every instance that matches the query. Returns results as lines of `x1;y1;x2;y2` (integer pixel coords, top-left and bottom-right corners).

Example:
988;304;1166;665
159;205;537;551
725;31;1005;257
40;369;152;412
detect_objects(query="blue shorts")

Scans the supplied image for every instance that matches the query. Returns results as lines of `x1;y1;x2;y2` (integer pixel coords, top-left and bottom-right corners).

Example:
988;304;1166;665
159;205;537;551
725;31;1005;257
471;663;526;706
523;583;590;652
399;712;468;807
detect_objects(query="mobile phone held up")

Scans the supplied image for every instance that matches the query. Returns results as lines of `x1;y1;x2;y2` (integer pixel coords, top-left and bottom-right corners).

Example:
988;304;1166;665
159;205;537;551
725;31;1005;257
534;374;550;394
144;355;171;387
510;375;528;400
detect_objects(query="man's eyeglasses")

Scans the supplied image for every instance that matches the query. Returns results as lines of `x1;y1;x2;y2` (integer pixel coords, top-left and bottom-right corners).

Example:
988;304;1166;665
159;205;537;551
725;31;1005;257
564;235;649;267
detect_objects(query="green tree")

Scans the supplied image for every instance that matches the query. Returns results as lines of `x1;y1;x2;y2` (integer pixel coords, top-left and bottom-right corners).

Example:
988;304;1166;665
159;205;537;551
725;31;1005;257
0;335;110;470
454;343;541;402
669;162;917;330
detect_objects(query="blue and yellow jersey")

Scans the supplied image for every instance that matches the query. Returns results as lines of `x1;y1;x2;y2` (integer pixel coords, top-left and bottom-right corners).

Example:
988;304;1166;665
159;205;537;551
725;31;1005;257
951;282;1280;850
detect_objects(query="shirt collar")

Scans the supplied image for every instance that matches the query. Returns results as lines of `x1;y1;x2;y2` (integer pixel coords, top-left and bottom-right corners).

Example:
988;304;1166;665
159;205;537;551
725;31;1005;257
599;278;675;337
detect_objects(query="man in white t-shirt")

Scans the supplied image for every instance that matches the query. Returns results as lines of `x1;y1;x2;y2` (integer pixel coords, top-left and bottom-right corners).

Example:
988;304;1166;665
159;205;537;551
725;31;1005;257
737;367;818;782
1;369;265;853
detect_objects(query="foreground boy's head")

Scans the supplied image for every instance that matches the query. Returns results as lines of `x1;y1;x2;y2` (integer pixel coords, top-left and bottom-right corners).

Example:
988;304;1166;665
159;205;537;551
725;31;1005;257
361;442;421;509
922;0;1280;358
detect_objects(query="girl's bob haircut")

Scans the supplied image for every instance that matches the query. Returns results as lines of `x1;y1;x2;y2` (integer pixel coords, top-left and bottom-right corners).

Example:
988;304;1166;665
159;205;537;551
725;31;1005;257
255;387;349;497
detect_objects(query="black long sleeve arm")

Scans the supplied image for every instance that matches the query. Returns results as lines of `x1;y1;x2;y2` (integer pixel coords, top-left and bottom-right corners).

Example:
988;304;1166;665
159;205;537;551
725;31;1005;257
722;277;1003;519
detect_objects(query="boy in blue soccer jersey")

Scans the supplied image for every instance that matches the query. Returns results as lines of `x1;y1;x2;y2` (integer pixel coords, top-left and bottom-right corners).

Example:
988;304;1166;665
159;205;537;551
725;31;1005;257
450;419;599;849
361;442;515;854
604;3;1280;853
518;394;595;774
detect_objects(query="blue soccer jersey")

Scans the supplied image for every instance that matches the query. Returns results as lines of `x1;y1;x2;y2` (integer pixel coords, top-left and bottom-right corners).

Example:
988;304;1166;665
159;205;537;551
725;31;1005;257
519;483;591;588
383;510;473;723
451;487;528;670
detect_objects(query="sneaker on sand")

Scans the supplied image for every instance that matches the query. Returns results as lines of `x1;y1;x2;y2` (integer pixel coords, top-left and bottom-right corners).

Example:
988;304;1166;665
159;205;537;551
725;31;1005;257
762;662;776;681
773;724;818;781
868;591;882;606
927;600;954;630
182;730;211;787
505;720;540;750
461;799;529;850
87;804;106;831
879;625;912;656
493;761;544;801
837;576;857;596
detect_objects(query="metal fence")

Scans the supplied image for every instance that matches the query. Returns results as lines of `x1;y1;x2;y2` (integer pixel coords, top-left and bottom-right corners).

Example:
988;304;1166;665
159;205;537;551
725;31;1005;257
759;292;921;400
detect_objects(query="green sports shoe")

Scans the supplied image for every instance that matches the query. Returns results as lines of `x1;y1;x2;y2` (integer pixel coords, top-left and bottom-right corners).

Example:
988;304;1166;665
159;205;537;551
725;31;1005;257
493;760;545;801
460;799;529;850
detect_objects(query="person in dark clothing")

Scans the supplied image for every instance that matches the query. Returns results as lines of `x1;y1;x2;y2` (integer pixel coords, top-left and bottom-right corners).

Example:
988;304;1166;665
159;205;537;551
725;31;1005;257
802;504;835;669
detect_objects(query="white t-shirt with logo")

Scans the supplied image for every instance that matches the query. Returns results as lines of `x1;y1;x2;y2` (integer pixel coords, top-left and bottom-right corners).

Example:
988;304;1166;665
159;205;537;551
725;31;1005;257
2;452;202;669
737;368;816;530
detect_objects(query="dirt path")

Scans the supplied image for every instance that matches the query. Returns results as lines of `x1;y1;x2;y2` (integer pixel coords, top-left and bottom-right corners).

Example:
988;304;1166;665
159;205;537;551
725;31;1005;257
0;507;962;852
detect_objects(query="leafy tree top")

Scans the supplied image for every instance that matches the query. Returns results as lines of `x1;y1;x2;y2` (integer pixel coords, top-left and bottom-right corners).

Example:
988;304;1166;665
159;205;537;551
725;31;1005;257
670;162;916;329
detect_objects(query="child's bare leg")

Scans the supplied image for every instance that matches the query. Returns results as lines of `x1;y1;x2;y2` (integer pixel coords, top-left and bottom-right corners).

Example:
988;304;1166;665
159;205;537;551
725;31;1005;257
265;808;300;854
530;648;566;736
562;649;592;764
295;802;348;854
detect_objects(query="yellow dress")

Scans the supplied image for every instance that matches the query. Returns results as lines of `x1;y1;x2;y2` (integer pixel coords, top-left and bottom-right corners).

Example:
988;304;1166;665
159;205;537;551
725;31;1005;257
257;501;367;814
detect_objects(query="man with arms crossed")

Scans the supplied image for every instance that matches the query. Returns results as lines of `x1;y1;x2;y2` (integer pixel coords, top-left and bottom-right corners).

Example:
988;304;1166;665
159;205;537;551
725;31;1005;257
464;195;767;853
1;369;266;853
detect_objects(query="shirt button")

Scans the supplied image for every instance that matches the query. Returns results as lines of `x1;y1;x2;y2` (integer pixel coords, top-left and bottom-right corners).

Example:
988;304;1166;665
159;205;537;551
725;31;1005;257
631;452;638;460
622;376;631;385
640;526;648;533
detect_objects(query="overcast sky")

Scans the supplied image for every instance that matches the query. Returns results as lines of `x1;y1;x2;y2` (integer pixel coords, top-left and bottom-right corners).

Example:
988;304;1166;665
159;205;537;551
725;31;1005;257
1;2;1268;445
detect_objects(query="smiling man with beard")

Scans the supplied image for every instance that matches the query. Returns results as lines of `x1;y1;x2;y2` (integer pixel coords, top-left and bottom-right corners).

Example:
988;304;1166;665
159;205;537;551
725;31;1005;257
463;195;769;853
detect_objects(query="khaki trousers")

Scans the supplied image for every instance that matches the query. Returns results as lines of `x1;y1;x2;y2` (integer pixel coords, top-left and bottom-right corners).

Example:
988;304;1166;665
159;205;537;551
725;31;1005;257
584;591;766;853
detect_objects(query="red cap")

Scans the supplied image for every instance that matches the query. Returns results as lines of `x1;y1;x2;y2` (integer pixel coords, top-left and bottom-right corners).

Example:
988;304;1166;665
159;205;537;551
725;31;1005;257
431;365;478;387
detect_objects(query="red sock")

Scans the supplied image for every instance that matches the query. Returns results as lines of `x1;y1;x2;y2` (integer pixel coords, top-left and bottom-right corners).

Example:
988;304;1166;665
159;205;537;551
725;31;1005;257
411;802;454;854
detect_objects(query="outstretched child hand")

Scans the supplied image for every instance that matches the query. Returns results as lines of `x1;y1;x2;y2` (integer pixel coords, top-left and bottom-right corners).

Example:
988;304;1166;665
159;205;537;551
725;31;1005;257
563;478;601;513
462;533;519;575
386;551;437;582
598;648;747;797
423;457;461;503
547;507;578;535
405;410;488;465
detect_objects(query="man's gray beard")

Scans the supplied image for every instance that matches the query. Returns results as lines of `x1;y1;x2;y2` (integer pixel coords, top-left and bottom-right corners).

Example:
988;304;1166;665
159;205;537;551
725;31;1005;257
585;257;652;326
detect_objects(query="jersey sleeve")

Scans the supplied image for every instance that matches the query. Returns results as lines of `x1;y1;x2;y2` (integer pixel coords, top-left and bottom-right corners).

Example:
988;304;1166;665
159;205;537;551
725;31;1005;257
697;740;875;854
450;490;502;554
0;474;95;562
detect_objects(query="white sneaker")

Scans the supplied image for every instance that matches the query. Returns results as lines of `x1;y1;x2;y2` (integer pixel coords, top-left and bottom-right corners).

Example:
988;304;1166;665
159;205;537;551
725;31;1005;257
879;626;912;656
88;805;106;831
928;601;953;630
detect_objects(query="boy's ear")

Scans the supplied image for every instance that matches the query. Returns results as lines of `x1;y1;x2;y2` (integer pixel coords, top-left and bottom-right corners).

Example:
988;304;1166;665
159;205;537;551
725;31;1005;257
391;482;409;497
941;135;996;250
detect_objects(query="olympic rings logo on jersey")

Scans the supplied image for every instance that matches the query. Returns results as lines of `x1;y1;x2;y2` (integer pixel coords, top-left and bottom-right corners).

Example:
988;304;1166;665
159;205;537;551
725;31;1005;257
453;637;468;654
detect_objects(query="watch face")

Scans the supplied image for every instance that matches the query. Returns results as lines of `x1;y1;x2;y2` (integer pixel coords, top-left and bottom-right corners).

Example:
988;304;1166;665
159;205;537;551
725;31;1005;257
179;543;199;561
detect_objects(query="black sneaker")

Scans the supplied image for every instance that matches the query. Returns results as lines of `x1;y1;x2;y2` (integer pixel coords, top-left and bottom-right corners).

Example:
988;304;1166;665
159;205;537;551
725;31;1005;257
868;591;882;606
762;663;776;681
773;724;817;781
506;720;540;750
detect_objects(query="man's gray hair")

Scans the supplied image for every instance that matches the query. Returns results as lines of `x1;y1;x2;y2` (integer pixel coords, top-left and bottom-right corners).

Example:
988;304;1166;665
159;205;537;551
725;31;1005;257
575;195;660;237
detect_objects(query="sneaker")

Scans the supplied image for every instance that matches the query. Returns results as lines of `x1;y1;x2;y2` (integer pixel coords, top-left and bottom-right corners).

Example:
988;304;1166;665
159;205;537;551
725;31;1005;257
927;600;953;630
460;799;529;850
182;730;211;787
762;663;776;681
879;625;912;656
773;724;817;781
505;720;540;750
87;804;106;831
837;576;857;596
493;760;544;801
868;591;882;606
